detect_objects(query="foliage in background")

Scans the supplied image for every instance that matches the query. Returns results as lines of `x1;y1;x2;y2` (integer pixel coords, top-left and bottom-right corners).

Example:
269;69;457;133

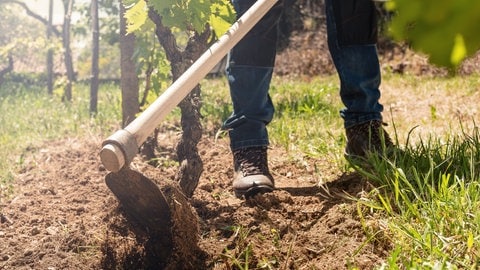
387;0;480;70
0;4;56;75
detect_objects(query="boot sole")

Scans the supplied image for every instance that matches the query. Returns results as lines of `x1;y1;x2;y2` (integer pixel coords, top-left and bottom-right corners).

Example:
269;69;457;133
234;185;274;199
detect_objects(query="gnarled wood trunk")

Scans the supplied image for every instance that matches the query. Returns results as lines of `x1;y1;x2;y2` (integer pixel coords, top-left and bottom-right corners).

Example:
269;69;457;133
148;8;210;198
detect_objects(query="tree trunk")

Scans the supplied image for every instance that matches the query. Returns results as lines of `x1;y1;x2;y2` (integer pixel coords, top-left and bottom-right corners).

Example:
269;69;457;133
62;0;75;102
47;0;54;95
138;61;160;164
90;0;99;115
119;1;139;127
148;8;209;198
120;1;157;166
0;54;13;86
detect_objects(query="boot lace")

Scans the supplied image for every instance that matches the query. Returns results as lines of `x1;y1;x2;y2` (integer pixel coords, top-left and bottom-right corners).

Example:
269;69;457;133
346;120;394;156
233;147;271;177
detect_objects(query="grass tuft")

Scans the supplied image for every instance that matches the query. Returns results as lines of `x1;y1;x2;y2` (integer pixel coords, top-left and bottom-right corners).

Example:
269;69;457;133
354;125;480;268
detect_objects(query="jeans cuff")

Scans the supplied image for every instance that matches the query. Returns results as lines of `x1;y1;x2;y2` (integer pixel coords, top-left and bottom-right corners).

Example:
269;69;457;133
343;116;383;129
230;139;270;151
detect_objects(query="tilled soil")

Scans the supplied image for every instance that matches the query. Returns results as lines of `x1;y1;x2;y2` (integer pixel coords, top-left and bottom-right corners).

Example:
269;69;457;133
0;134;387;269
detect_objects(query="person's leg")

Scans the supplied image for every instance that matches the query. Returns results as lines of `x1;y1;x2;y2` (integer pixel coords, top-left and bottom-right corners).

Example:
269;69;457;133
325;0;393;157
223;0;283;198
224;0;282;149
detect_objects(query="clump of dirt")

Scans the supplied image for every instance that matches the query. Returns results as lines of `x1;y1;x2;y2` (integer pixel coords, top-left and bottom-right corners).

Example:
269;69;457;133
101;167;207;269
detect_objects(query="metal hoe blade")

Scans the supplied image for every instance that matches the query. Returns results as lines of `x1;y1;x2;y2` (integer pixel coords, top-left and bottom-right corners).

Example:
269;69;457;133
105;169;172;232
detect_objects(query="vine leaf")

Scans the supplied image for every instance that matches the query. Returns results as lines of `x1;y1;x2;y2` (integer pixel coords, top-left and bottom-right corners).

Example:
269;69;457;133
125;0;148;33
125;0;234;37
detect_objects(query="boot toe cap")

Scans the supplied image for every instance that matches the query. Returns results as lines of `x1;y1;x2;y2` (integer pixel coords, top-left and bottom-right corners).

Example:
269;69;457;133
233;174;274;198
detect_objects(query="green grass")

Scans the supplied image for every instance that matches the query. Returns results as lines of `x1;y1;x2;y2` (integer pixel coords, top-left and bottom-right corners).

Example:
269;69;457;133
1;73;480;269
0;82;121;199
353;126;480;269
270;76;344;157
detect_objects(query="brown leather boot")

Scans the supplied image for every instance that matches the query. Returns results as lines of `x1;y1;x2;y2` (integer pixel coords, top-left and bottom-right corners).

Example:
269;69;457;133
232;146;274;198
345;120;394;158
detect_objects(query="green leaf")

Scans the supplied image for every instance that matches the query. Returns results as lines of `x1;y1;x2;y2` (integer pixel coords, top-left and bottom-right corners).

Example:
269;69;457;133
467;231;474;251
148;0;173;17
161;5;189;31
388;0;480;70
147;0;233;34
209;2;234;35
451;34;467;66
125;0;148;33
189;0;211;32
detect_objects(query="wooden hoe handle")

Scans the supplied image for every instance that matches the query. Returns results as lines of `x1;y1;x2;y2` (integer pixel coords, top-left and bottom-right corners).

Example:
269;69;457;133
100;0;278;172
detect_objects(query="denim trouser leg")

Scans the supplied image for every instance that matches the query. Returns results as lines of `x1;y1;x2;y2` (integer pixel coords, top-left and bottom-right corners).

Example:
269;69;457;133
223;0;283;150
224;67;275;150
325;0;384;129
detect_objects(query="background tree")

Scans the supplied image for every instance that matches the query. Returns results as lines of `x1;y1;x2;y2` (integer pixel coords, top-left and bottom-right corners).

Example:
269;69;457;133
47;0;54;94
119;1;139;127
61;0;75;102
90;0;99;114
75;1;122;79
0;54;13;86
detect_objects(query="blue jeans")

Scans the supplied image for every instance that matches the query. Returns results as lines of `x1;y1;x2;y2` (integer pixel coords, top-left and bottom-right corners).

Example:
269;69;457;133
223;0;384;150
